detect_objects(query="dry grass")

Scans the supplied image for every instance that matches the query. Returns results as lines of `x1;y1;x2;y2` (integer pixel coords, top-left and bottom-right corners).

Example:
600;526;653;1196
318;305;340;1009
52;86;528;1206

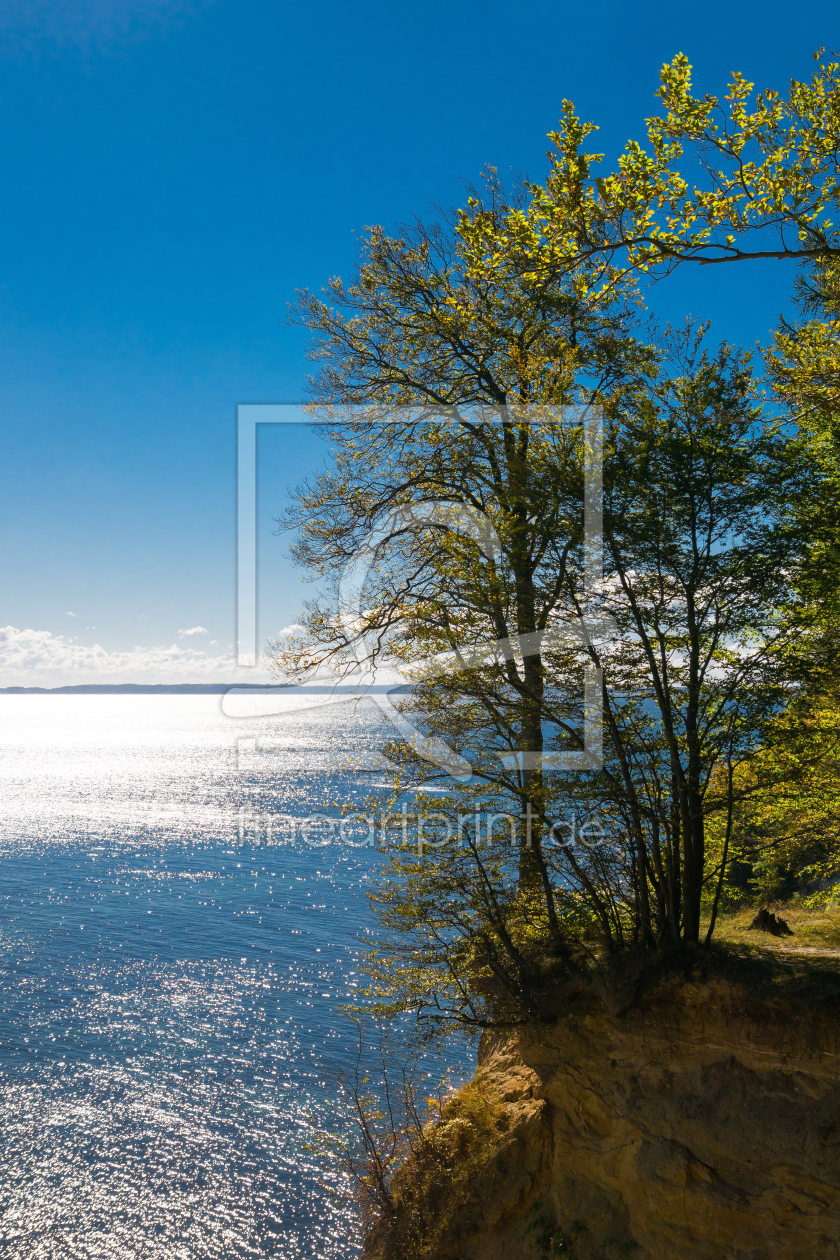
709;902;840;954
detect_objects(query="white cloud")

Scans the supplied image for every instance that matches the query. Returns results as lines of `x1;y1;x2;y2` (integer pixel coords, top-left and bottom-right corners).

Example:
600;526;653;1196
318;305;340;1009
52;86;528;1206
66;611;78;617
0;625;275;687
178;625;208;637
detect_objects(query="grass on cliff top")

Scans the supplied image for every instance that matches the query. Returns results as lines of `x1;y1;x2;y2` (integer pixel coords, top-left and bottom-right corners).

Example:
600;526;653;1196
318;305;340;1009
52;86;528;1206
708;902;840;954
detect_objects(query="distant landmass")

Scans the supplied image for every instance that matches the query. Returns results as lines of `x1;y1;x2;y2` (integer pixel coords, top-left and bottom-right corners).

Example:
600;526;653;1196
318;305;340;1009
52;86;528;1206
0;683;279;695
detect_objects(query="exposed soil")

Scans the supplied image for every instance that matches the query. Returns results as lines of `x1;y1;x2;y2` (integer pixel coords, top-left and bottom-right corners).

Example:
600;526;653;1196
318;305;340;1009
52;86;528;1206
363;954;840;1260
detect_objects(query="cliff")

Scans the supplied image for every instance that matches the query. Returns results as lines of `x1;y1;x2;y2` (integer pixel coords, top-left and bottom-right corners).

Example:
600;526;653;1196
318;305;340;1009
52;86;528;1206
362;958;840;1260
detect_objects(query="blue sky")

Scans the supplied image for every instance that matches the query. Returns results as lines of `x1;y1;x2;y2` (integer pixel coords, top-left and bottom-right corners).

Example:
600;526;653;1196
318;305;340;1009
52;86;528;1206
0;0;837;684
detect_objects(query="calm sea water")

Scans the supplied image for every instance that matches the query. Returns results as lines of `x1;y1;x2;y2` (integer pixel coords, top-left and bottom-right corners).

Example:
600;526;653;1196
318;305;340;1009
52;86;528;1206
0;695;468;1259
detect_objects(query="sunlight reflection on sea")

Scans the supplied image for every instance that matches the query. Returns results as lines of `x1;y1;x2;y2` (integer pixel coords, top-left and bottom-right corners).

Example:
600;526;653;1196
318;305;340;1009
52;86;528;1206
0;695;470;1259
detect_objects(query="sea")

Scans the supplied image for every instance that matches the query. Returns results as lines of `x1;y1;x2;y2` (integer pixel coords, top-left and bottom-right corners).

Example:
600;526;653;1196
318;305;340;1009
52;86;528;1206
0;694;471;1259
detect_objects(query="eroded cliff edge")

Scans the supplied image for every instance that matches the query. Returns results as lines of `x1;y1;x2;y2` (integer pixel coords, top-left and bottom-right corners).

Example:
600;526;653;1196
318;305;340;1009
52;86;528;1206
362;962;840;1260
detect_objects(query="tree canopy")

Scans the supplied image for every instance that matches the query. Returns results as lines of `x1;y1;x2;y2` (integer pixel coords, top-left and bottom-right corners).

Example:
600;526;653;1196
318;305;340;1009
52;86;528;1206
458;50;840;301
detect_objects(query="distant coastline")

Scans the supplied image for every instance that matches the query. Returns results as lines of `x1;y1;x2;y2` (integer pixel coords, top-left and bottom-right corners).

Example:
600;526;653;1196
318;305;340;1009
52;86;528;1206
0;683;279;695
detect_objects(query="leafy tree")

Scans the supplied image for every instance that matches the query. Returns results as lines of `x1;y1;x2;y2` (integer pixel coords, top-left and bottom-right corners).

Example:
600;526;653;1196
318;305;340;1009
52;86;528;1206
735;252;840;909
704;687;840;908
276;228;816;1040
281;182;648;910
457;50;840;301
291;177;641;408
274;58;840;1034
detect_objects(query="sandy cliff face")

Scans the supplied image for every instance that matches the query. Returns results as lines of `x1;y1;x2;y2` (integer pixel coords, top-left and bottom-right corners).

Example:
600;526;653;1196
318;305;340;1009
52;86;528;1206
363;970;840;1260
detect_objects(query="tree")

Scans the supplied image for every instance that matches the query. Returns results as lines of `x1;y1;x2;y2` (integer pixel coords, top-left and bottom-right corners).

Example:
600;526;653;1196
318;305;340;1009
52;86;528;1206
273;57;840;1034
735;253;840;909
275;206;819;1042
703;685;840;909
457;50;840;299
281;181;649;907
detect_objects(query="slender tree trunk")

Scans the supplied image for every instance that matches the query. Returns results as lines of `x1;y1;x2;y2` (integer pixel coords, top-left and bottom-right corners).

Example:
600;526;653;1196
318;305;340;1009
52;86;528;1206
704;761;734;946
519;653;545;889
665;806;682;946
681;789;705;945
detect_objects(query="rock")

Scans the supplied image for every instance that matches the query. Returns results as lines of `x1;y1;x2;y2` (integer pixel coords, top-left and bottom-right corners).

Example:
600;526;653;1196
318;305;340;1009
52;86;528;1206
362;971;840;1260
748;907;794;936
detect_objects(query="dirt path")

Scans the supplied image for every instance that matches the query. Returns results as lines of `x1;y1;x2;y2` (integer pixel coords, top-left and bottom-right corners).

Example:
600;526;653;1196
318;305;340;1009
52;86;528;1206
774;944;840;959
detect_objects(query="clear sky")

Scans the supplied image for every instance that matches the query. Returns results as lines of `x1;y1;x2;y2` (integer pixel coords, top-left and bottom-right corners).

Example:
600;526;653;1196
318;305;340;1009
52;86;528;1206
0;0;837;685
